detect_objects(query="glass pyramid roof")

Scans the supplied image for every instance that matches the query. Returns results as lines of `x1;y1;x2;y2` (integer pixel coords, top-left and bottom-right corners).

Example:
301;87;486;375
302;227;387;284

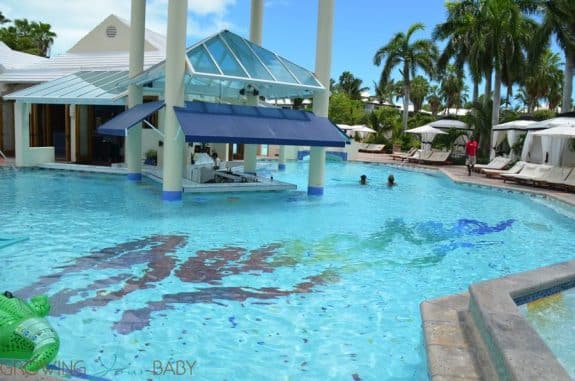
134;30;324;100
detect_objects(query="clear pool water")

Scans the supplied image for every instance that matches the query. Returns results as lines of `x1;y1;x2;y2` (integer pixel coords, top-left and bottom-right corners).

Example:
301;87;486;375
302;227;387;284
519;288;575;379
1;161;574;381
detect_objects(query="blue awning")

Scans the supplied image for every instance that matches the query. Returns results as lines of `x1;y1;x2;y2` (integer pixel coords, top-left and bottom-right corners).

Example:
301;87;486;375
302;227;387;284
97;101;165;136
174;101;348;147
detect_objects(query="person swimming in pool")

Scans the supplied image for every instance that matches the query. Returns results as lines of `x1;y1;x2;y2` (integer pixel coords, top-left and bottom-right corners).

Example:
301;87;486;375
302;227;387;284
360;174;367;185
387;174;396;187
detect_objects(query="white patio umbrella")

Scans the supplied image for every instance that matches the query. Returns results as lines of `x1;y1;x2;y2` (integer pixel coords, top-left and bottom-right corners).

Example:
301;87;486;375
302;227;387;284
351;125;376;134
429;119;470;130
337;124;355;137
350;124;376;139
406;124;447;151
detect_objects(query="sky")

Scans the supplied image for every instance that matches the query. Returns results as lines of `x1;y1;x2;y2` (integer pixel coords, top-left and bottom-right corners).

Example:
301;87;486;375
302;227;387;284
0;0;451;96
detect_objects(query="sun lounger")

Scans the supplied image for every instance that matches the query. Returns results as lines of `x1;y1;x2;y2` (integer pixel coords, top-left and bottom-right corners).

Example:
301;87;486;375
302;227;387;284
391;147;417;161
358;144;386;153
482;161;525;178
420;151;450;164
408;150;433;163
501;164;553;184
532;167;572;188
560;168;575;190
474;157;511;173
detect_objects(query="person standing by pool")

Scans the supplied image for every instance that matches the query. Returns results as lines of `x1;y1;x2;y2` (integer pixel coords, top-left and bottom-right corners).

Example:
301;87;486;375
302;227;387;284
465;135;478;176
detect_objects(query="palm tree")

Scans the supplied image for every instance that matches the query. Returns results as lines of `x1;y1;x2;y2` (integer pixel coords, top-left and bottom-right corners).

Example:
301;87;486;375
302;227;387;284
410;76;430;113
514;88;533;113
373;78;396;105
465;99;492;158
334;71;368;100
427;85;442;117
0;12;9;24
440;64;466;115
373;23;438;132
433;0;485;103
0;18;57;57
481;0;534;126
535;0;575;112
31;21;57;57
521;49;563;113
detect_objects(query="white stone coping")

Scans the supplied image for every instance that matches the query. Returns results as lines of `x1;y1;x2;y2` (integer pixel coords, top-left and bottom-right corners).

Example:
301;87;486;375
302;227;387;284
468;259;575;381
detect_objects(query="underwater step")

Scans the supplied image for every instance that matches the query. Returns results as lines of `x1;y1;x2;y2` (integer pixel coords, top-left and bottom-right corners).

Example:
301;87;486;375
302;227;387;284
0;235;29;249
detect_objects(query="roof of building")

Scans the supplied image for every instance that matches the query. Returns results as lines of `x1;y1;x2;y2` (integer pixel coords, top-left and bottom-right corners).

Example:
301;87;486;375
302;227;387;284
0;14;165;84
4;29;323;103
0;42;49;71
4;71;129;105
131;30;324;100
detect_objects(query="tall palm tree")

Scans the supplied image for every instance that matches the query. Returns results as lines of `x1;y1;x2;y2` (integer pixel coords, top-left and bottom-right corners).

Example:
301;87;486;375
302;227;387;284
433;0;485;103
521;49;563;113
481;0;534;126
535;0;575;112
373;23;438;132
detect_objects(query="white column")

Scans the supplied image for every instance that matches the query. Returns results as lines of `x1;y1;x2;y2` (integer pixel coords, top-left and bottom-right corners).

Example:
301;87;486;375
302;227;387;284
126;0;146;181
243;95;259;174
69;105;77;162
250;0;263;43
162;0;187;201
278;146;286;170
244;0;264;175
308;0;334;196
14;102;30;167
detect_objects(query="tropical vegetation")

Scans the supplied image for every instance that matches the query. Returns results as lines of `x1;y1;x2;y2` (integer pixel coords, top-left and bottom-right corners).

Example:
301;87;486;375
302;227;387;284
0;12;57;57
327;0;575;158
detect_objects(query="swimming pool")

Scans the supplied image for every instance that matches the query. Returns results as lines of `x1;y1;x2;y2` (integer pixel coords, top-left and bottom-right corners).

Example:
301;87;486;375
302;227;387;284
519;286;575;379
1;161;574;380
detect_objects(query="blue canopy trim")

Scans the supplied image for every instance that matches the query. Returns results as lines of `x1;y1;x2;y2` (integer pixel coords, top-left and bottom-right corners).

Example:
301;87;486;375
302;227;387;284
174;101;348;147
97;101;166;136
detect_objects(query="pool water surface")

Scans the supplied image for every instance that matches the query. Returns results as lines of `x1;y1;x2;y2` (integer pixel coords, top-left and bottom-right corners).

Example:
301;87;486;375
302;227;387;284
1;161;574;380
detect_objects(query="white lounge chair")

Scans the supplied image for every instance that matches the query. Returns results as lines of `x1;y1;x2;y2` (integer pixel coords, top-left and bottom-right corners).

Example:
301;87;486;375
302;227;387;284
391;147;417;161
358;144;386;153
408;150;433;163
482;161;525;178
421;151;450;164
559;168;575;190
501;164;553;184
532;167;572;188
475;157;511;173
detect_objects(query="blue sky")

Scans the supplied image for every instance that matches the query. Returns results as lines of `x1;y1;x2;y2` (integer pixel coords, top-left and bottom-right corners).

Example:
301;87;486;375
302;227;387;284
0;0;566;101
1;0;448;94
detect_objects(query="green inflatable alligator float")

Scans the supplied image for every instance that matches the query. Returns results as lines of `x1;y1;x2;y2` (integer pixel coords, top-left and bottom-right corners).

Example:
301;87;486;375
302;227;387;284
0;291;59;372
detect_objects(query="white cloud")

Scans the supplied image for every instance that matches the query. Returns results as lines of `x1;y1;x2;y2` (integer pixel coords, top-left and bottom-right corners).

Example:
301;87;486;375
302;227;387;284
1;0;237;55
